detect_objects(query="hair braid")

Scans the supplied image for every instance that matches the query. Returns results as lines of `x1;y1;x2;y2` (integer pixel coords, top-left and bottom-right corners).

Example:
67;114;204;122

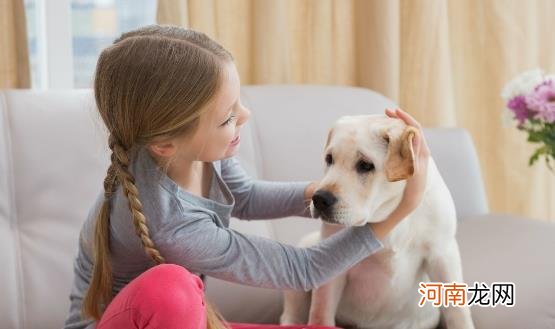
109;137;165;265
82;137;121;319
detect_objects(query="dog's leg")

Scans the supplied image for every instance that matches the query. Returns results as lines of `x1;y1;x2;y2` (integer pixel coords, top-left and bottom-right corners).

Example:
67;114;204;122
308;273;347;326
281;231;323;324
307;223;349;326
280;289;311;325
425;239;475;329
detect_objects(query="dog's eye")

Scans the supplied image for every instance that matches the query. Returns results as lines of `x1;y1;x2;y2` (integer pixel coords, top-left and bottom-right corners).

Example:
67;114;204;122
325;154;333;166
356;160;375;173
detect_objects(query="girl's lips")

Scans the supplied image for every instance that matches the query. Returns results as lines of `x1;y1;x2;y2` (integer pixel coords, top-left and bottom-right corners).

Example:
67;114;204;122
230;135;240;145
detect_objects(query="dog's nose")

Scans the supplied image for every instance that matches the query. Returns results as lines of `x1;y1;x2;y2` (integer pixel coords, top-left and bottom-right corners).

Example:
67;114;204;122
312;190;337;211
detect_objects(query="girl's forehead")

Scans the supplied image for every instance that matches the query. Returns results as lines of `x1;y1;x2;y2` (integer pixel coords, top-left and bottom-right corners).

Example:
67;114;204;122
215;63;241;112
199;63;241;123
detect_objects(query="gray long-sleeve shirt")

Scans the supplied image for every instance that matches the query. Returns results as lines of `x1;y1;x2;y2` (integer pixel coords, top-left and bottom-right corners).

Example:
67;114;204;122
64;146;383;329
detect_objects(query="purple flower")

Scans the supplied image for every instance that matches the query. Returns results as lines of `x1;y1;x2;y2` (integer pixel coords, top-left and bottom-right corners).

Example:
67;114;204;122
525;80;555;123
534;79;554;91
507;95;532;125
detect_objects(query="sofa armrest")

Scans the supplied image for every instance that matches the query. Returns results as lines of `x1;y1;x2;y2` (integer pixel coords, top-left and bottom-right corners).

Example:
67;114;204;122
424;128;489;220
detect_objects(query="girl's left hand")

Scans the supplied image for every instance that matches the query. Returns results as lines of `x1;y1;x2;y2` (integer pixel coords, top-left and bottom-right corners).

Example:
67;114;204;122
385;107;431;210
368;108;430;240
304;181;319;203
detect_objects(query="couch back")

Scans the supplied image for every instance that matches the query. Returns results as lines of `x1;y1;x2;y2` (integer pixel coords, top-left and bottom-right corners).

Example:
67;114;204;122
0;86;488;328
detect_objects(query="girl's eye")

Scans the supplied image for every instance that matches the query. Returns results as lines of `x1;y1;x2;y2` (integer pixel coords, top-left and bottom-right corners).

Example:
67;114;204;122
221;115;236;126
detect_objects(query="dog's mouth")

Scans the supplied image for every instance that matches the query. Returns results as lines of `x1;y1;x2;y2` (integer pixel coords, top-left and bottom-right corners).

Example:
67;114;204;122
321;215;341;225
312;206;367;227
312;209;342;225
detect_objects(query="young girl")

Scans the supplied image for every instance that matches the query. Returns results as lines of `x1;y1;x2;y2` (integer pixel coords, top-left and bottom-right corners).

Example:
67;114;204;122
63;25;430;329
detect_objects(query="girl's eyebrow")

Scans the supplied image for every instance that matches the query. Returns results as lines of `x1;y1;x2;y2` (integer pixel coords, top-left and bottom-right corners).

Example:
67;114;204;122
219;100;238;123
223;99;238;116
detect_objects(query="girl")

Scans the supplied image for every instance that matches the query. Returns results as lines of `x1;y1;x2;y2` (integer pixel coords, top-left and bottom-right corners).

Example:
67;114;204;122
64;25;430;329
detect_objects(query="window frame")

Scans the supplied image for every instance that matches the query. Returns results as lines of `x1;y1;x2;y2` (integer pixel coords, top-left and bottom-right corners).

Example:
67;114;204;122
28;0;157;90
33;0;74;89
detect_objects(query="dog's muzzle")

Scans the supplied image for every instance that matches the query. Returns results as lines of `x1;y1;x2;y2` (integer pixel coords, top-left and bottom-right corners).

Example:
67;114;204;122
312;189;337;215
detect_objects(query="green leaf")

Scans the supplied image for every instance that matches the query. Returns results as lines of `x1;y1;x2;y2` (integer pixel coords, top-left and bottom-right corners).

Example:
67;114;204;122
527;131;543;143
529;146;547;166
529;153;541;165
546;156;554;172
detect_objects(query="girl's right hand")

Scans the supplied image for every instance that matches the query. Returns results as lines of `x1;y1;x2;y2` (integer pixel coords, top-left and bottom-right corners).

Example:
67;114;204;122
369;108;431;240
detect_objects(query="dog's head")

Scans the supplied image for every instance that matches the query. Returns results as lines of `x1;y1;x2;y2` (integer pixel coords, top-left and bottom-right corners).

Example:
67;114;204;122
311;114;419;226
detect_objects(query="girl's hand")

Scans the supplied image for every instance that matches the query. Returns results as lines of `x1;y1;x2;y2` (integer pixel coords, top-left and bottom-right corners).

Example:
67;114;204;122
304;181;319;203
369;108;431;240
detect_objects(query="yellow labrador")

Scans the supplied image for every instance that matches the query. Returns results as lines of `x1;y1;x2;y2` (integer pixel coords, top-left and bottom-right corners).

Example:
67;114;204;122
280;115;474;329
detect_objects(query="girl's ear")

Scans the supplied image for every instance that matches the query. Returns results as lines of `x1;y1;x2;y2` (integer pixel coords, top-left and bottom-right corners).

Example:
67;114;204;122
147;141;178;158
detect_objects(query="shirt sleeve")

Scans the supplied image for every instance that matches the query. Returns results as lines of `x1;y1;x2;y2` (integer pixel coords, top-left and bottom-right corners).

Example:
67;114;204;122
220;157;312;220
155;213;383;291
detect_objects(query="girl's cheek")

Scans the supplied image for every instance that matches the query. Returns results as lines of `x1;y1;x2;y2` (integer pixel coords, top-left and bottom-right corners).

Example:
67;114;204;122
218;129;231;151
225;126;236;141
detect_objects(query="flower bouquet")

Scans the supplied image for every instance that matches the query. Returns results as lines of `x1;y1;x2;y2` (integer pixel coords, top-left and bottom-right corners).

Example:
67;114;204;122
501;69;555;171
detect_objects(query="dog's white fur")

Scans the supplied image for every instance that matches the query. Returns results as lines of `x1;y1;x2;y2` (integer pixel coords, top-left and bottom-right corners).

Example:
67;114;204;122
280;115;474;329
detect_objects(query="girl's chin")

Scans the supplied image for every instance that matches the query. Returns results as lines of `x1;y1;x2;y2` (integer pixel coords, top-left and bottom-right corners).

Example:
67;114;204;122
224;144;240;156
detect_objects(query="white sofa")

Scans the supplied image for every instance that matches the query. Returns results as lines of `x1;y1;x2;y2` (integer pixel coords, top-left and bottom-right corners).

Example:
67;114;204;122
1;86;554;329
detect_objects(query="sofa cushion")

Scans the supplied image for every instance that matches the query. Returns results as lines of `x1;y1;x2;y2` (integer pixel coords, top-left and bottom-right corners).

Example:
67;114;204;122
0;90;109;328
457;214;555;329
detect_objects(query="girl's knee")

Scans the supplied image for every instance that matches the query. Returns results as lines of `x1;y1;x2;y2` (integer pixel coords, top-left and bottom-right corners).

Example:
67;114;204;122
126;264;206;326
100;264;206;328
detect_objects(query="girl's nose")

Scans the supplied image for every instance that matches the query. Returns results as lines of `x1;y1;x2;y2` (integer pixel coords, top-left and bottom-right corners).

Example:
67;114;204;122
236;104;251;126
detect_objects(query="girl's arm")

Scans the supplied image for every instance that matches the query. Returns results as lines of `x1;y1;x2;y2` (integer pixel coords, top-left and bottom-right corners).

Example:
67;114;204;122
221;157;313;220
156;213;383;291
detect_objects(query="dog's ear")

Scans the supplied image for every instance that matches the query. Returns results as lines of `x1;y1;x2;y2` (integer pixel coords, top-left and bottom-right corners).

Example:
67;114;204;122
384;126;418;182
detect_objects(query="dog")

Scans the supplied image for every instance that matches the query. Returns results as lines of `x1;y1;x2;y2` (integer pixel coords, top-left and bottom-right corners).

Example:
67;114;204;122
280;115;474;329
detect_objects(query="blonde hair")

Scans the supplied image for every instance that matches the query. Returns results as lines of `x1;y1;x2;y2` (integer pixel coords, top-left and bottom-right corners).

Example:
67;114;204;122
82;25;232;329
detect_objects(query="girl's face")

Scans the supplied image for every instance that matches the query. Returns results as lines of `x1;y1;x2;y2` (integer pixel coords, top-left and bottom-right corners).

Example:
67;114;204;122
181;61;250;162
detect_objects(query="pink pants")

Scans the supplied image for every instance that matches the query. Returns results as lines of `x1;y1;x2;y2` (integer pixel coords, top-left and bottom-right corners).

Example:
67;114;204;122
97;264;338;329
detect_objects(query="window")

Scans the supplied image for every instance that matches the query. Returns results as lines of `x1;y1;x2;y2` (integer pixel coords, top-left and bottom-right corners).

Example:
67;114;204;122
24;0;41;88
24;0;157;89
71;0;157;88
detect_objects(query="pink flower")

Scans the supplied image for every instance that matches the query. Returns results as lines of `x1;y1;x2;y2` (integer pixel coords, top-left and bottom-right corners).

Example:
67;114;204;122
525;80;555;123
507;95;532;126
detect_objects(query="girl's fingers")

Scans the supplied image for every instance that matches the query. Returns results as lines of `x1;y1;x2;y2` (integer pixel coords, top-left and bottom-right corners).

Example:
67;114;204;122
385;108;397;118
385;108;421;129
412;131;420;151
385;108;430;159
411;134;420;170
394;108;428;152
395;108;421;128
